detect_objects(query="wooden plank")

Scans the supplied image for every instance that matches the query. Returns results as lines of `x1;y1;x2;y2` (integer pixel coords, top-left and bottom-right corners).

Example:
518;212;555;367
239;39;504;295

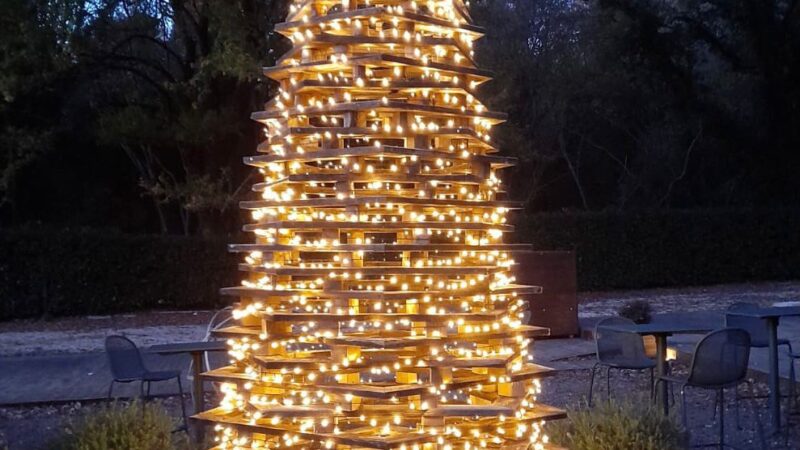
252;99;507;123
425;405;513;417
239;195;520;210
274;6;485;37
247;145;513;166
260;309;505;322
251;172;484;190
228;242;533;253
239;264;502;276
317;382;431;399
242;220;514;232
262;53;492;81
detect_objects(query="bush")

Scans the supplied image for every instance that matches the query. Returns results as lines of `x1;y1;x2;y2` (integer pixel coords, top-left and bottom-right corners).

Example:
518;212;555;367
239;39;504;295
618;300;653;324
49;402;188;450
0;227;238;320
515;208;800;290
550;399;688;450
2;208;799;320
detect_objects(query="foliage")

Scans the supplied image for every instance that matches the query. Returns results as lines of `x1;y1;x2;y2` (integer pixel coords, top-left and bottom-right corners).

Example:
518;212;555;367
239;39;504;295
618;300;653;324
470;0;800;212
1;0;800;233
515;208;800;290
0;0;289;234
549;399;688;450
49;402;188;450
2;208;799;319
0;227;238;319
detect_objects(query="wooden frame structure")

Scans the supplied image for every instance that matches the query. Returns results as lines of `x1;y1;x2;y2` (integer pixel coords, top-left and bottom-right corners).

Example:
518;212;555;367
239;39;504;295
197;1;564;449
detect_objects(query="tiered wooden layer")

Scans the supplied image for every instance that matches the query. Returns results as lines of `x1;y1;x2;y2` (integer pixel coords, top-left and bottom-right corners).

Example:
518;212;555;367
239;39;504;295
199;1;562;449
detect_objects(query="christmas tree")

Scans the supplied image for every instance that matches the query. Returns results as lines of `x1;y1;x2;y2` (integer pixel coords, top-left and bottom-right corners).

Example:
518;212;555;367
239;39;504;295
197;1;564;449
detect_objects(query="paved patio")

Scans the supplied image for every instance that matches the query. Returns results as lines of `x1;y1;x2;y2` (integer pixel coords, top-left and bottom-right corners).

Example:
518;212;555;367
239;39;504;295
1;311;797;405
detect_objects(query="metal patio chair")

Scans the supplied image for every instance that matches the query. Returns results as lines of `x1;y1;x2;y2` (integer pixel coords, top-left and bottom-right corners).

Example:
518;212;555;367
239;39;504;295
725;302;796;407
105;335;188;426
588;317;656;406
656;328;763;449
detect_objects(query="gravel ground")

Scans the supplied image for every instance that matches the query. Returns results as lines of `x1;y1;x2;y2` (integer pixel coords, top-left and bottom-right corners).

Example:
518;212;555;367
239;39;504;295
0;311;217;356
578;281;800;318
1;282;799;448
538;354;800;449
1;360;797;450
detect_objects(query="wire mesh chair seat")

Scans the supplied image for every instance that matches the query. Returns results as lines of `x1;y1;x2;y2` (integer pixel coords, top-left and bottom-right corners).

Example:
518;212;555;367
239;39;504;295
588;317;656;406
656;328;763;449
105;335;188;428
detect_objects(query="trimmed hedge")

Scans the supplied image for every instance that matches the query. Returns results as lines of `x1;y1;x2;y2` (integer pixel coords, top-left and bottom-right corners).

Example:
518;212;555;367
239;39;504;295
514;209;800;291
1;209;799;319
0;228;238;320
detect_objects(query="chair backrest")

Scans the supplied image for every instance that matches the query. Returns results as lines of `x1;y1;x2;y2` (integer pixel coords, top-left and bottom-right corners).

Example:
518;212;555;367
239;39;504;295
725;302;769;347
686;328;750;387
594;317;646;364
105;335;146;380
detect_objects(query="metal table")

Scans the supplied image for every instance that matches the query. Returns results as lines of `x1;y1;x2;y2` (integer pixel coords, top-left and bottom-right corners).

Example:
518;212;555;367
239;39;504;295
150;340;227;440
603;322;712;415
727;306;800;432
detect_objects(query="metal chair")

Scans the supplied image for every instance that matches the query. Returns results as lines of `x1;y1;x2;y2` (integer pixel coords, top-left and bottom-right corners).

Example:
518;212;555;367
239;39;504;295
105;335;188;426
588;317;656;406
725;302;796;406
656;328;763;449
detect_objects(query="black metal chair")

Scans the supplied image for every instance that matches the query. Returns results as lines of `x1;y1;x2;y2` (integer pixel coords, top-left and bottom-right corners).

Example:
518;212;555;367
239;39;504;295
105;335;188;426
588;317;656;406
656;328;762;449
726;302;796;406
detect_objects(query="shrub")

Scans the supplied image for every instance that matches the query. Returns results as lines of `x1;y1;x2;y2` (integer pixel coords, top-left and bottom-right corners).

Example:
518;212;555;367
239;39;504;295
0;227;239;319
50;402;188;450
550;399;688;450
515;208;800;290
618;300;653;324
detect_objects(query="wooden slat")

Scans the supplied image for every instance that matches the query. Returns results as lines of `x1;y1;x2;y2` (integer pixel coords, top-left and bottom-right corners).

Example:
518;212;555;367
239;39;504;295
228;242;533;253
252;99;507;123
247;145;513;166
239;195;522;210
243;220;513;232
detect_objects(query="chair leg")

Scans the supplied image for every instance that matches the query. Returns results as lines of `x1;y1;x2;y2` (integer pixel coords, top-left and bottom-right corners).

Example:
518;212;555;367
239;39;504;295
712;389;720;421
792;357;798;411
734;384;742;430
606;367;612;402
680;386;688;430
649;367;654;400
107;380;115;400
588;363;599;407
788;346;797;411
176;375;188;431
146;381;151;398
718;388;725;450
652;378;660;403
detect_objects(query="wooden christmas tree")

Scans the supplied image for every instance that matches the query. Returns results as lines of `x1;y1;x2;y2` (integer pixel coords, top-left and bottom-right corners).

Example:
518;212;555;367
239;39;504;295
197;1;564;449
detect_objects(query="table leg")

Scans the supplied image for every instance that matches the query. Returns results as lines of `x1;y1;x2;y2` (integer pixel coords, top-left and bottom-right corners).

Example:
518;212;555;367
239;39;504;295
656;335;669;415
767;317;781;432
191;352;205;443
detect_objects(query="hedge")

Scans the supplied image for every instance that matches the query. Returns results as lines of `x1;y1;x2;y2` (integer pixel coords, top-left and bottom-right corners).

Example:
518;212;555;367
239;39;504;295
514;209;800;291
0;228;238;320
1;209;799;319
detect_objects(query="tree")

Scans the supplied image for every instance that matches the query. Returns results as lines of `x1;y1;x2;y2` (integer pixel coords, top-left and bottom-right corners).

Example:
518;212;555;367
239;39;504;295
197;1;562;448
